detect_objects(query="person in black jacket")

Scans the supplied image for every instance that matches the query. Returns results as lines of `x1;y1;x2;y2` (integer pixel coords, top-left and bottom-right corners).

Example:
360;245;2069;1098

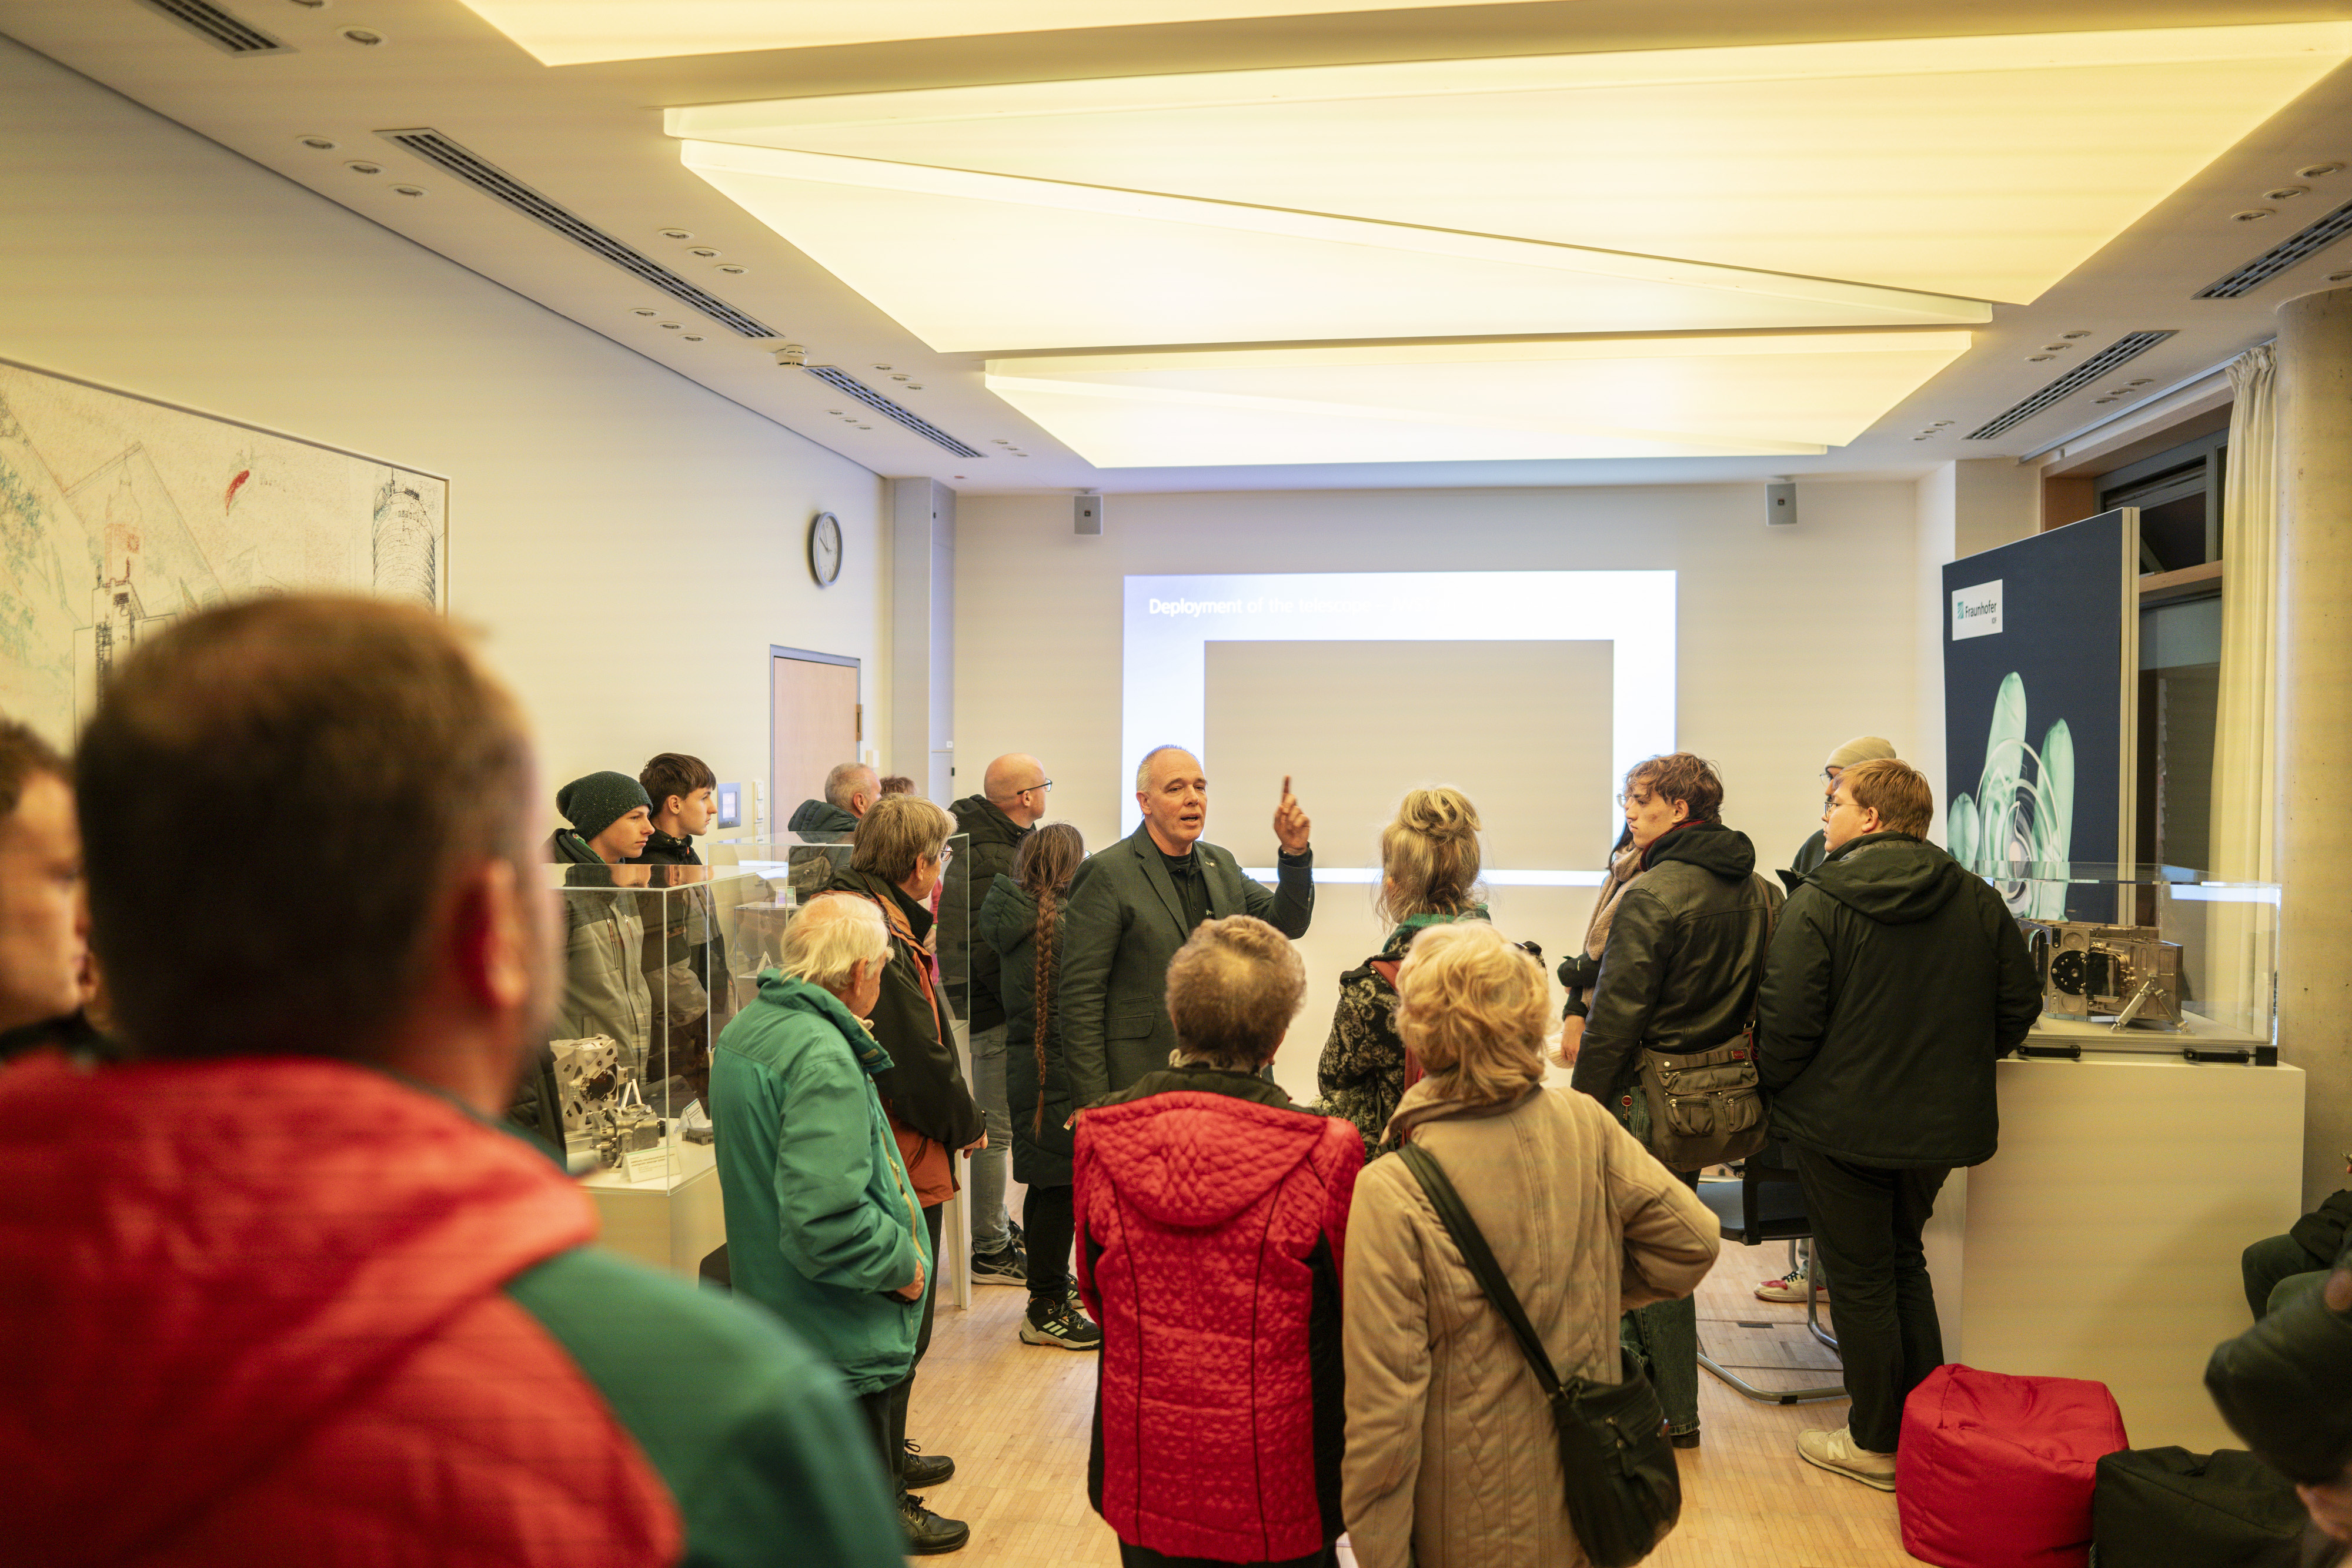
975;822;1101;1350
633;753;726;1098
947;754;1049;1284
1758;758;2038;1492
826;794;985;1522
1568;751;1780;1447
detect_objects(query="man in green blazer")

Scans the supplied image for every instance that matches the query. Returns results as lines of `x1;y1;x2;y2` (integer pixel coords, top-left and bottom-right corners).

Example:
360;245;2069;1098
1061;745;1315;1105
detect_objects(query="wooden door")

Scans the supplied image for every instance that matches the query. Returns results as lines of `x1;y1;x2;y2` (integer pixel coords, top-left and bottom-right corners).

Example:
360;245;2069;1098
770;647;860;834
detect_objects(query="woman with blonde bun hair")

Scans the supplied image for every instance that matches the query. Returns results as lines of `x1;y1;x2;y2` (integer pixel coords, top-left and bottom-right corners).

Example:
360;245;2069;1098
1315;787;1502;1156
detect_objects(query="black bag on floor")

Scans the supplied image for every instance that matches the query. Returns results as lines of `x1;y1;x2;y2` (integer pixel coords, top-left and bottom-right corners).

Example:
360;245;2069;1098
2090;1446;2304;1567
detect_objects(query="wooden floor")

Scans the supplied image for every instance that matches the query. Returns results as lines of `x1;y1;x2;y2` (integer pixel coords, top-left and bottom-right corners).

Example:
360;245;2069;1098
905;1204;1921;1567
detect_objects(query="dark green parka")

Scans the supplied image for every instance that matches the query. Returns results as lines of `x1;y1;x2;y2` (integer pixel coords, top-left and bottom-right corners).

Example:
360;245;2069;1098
1756;831;2040;1169
976;873;1075;1186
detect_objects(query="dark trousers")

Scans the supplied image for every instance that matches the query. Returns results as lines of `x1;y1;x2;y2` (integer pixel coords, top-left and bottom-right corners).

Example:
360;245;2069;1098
856;1201;946;1498
1795;1146;1950;1454
2243;1231;2331;1320
1025;1182;1075;1307
1118;1543;1338;1568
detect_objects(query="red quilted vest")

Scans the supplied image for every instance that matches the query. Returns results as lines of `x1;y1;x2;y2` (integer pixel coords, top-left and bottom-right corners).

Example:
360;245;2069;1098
0;1054;682;1567
1074;1085;1361;1562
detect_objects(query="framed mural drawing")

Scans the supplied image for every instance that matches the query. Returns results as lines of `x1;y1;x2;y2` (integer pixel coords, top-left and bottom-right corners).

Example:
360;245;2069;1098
0;357;447;748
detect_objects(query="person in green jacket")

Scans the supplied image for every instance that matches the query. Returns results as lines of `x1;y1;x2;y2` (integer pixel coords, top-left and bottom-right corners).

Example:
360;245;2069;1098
711;892;969;1555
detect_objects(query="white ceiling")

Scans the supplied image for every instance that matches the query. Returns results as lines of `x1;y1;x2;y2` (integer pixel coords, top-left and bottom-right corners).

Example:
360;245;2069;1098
8;0;2352;492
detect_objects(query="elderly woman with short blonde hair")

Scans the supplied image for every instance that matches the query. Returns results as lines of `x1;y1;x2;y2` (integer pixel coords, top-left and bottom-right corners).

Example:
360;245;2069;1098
1074;915;1362;1568
710;893;947;1542
1340;922;1720;1568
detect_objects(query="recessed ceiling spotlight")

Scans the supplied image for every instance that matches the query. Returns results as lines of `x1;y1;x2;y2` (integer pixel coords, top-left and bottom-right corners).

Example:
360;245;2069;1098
716;264;747;275
288;0;326;8
631;308;658;317
2233;208;2276;222
2266;186;2310;200
2330;270;2352;282
2128;379;2153;386
2095;396;2120;403
2028;354;2054;361
682;334;703;342
2062;330;2093;339
339;26;383;45
297;135;337;151
343;159;382;175
827;409;844;414
2299;163;2345;178
1932;419;1953;426
657;228;692;240
687;246;719;258
857;424;871;429
890;375;909;382
907;383;924;390
2041;343;2070;350
659;322;681;330
993;439;1011;444
391;184;425;197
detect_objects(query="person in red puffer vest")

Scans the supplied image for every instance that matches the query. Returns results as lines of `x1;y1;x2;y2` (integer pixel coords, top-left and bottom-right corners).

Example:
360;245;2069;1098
0;594;904;1568
1075;914;1362;1568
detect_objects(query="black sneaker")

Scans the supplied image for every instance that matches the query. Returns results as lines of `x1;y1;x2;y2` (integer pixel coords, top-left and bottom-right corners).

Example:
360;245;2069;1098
1007;1216;1025;1246
969;1243;1027;1285
1020;1296;1104;1350
900;1493;970;1554
901;1441;954;1489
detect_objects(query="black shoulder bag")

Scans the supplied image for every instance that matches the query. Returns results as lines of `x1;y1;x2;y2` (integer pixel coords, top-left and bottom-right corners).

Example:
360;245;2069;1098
1397;1141;1682;1568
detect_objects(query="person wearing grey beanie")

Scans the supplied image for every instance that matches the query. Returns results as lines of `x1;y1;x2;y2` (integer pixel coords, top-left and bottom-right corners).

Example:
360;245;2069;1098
552;771;654;866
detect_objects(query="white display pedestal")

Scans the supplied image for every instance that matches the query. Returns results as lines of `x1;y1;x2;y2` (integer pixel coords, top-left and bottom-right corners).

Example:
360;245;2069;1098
582;1138;726;1283
1922;1046;2303;1450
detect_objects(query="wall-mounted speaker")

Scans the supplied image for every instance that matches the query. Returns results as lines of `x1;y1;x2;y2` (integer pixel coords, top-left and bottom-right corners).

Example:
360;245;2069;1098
1766;480;1799;527
1075;494;1104;536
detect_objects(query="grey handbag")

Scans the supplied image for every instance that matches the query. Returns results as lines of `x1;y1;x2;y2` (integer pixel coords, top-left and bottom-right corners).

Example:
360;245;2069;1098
1635;1032;1768;1172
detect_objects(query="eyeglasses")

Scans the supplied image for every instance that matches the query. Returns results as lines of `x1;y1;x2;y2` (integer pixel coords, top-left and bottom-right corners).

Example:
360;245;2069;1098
1614;791;1656;809
1020;779;1053;797
931;845;956;865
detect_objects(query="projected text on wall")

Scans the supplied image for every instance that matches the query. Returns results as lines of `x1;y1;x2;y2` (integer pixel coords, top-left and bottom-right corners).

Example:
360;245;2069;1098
1121;571;1676;876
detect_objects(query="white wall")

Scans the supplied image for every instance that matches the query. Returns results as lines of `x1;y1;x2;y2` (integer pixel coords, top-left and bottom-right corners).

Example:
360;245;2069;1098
957;483;1923;1095
0;34;887;833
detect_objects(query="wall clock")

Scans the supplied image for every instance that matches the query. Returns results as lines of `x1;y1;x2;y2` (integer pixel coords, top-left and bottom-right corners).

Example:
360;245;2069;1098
808;511;843;586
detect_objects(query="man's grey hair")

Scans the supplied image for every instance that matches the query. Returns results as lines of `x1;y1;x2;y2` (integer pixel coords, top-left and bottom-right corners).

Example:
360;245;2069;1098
824;761;878;813
1134;744;1196;794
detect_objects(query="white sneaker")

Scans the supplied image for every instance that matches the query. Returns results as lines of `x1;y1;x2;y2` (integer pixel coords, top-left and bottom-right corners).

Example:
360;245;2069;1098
1798;1426;1897;1492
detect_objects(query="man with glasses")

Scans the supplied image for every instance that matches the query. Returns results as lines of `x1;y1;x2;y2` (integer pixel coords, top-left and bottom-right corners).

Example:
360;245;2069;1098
948;755;1051;1285
1788;735;1898;880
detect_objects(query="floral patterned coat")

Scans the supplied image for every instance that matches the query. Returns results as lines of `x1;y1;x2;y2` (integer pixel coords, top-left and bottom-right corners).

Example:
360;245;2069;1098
1315;911;1488;1158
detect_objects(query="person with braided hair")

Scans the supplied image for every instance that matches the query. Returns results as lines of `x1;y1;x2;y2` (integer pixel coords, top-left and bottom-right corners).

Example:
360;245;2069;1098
977;823;1102;1350
1315;787;1493;1158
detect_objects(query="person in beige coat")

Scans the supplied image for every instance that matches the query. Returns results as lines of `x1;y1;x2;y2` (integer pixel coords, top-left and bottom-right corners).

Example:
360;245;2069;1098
1341;922;1720;1568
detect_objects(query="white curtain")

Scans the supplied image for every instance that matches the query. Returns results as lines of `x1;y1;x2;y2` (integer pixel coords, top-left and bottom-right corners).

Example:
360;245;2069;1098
2203;344;2278;1029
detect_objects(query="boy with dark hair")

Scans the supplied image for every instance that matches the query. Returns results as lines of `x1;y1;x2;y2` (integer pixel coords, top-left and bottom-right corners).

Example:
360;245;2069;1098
638;751;718;867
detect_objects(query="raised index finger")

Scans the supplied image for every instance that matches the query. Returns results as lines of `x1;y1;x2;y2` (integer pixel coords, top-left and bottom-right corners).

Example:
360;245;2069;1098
1281;774;1293;800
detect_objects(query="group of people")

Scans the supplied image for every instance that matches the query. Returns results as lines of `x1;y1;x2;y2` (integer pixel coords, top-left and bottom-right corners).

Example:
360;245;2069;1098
0;589;2056;1567
712;728;2042;1562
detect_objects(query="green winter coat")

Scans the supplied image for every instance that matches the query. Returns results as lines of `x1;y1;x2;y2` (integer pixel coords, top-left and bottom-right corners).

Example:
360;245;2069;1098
977;873;1075;1186
711;971;930;1396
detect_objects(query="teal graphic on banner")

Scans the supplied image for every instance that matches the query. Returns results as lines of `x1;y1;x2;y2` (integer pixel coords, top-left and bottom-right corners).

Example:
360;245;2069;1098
1949;672;2074;917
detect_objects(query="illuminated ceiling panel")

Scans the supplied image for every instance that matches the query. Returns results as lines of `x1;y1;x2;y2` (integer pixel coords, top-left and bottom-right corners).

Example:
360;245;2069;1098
674;24;2352;303
982;333;1973;467
680;141;1986;352
455;0;1548;66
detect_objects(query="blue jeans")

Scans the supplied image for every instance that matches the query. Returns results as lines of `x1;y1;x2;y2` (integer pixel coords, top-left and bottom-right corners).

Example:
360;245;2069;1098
968;1024;1012;1254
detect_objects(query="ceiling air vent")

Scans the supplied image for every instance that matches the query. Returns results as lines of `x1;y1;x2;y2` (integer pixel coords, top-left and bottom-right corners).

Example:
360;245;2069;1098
135;0;290;54
803;366;985;457
1964;331;2177;441
2194;194;2352;299
376;128;783;339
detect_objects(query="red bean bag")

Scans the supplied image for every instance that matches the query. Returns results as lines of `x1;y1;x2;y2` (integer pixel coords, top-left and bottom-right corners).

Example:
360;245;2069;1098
1897;1364;2129;1568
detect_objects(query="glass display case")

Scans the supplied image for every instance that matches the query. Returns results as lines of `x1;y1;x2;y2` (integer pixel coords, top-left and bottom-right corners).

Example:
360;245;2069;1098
516;861;775;1193
1963;861;2279;1060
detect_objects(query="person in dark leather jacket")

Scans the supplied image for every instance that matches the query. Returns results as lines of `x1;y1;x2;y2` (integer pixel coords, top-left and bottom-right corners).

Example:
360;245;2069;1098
1566;751;1779;1447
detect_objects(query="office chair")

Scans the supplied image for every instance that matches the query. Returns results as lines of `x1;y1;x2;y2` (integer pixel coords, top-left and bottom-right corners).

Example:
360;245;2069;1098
1692;1140;1845;1405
